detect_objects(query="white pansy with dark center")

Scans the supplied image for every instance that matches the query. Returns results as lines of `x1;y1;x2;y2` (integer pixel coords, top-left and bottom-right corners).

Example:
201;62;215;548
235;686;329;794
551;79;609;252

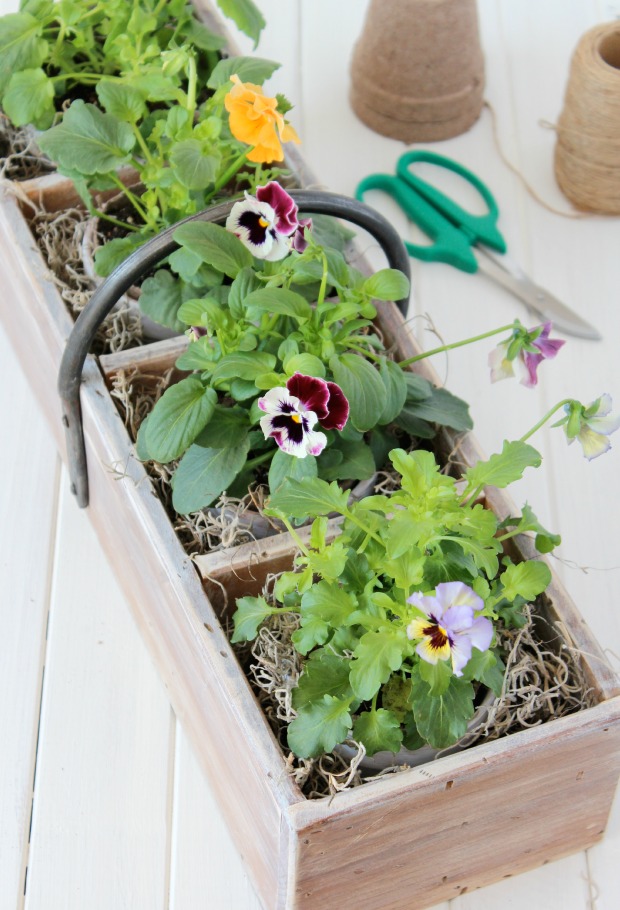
226;192;292;261
258;387;327;458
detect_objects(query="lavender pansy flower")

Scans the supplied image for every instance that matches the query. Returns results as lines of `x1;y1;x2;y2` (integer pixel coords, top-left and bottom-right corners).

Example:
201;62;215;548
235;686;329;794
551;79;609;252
557;394;620;460
226;182;299;261
489;321;565;388
406;581;493;676
258;373;349;458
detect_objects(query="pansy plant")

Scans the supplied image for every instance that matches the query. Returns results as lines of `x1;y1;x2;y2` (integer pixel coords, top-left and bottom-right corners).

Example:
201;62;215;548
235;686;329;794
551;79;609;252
232;443;557;758
136;183;472;515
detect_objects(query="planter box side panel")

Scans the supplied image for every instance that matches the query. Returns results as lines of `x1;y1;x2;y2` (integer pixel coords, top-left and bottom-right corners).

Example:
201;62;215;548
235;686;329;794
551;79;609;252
0;188;75;455
77;358;303;910
287;699;620;910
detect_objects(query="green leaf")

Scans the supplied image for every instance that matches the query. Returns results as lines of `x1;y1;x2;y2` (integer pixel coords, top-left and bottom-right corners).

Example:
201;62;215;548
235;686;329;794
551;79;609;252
171;439;251;514
402;385;473;432
352;709;403;756
268;477;350;520
144;378;216;462
443;536;499;579
244;287;312;322
500;560;552;602
305;541;349;583
284;353;326;378
404;372;433;401
96;80;148;122
465;440;542;492
319;439;375;482
293;649;353;710
362;268;410;302
378;359;407;425
207;53;277;89
300;581;357;632
228;266;261;319
287;695;352;758
0;13;48;96
329;353;385;432
93;235;147;278
37;100;136;175
411;668;475;749
231;596;274;643
173;221;253;278
184;18;226;51
211;351;276;383
501;503;562;554
3;67;54;129
349;629;409;701
268;448;317;494
170;140;220;190
195;406;250;448
418;658;453;696
462;649;505;697
138;269;185;331
383;549;425;591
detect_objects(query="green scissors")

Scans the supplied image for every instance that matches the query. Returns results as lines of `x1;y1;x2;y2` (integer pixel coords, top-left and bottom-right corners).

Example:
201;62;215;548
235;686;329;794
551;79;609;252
356;150;601;340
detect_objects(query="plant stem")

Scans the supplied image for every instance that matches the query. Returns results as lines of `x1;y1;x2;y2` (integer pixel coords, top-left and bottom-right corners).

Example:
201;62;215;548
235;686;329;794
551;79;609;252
244;450;273;471
206;149;250;201
186;54;197;116
519;399;573;443
109;173;150;225
92;208;140;233
398;322;518;369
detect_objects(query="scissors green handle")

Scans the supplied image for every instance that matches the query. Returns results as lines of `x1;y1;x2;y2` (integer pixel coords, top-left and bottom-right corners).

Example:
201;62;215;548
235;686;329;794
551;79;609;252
356;151;507;273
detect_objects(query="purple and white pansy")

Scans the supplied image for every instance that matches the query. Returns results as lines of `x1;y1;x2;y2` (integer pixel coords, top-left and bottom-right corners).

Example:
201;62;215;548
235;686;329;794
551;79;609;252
489;321;565;388
226;182;311;261
406;581;493;677
258;372;349;458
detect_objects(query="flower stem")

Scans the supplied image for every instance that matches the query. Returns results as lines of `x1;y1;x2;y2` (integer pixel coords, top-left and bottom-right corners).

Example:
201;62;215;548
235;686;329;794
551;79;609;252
245;450;273;471
519;399;574;443
206;149;250;201
398;322;518;369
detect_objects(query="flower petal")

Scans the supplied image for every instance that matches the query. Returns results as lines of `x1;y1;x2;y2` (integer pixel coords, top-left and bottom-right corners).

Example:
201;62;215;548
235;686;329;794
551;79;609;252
256;182;299;235
435;582;484;613
286;373;330;419
320;382;350;430
577;425;612;460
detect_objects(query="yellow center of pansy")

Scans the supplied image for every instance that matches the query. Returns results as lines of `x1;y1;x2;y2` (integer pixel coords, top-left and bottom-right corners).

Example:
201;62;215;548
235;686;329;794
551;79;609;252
258;217;270;228
291;414;303;424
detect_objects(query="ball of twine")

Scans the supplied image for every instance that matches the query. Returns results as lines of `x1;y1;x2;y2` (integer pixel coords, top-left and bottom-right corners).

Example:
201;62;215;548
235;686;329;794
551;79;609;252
554;22;620;214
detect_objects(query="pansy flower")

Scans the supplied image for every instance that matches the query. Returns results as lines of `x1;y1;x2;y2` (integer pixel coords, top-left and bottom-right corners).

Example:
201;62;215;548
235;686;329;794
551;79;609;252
226;182;299;261
224;74;300;163
258;373;349;458
290;217;312;253
406;581;493;677
489;321;565;388
556;394;620;460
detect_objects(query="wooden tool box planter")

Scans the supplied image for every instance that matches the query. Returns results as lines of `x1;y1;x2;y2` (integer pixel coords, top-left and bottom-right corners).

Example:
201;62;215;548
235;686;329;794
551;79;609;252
0;156;618;910
0;7;619;910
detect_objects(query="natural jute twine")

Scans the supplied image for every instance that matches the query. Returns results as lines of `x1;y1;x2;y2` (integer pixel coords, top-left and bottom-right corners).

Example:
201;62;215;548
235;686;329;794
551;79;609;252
554;22;620;214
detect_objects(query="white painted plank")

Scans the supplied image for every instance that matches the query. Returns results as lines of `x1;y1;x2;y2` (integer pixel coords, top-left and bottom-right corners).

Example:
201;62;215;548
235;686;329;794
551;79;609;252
169;728;264;910
23;476;174;910
0;325;59;910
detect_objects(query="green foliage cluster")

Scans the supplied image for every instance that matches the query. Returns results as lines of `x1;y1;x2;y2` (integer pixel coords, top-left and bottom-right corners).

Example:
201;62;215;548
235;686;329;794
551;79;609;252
232;443;558;759
0;0;264;130
1;1;280;282
137;223;472;513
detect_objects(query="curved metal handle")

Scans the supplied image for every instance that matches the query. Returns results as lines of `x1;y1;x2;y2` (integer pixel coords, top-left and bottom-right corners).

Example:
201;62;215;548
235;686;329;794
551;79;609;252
58;190;411;508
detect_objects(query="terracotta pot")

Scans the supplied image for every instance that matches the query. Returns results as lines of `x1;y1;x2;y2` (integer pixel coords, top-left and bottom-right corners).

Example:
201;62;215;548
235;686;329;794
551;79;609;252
350;0;485;142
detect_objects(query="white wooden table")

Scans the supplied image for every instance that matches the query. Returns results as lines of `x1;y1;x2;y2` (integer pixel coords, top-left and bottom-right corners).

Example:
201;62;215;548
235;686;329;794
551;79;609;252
1;1;619;908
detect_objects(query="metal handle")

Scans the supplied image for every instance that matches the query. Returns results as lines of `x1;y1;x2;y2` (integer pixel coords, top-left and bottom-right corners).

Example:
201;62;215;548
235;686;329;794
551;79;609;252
58;190;412;508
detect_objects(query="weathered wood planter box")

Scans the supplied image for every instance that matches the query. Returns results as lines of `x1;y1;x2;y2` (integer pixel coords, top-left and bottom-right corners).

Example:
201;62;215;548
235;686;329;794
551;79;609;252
0;6;619;908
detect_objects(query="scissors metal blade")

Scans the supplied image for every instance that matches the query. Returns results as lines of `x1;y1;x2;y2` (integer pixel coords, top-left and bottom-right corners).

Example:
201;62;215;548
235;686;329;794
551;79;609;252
473;246;602;341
